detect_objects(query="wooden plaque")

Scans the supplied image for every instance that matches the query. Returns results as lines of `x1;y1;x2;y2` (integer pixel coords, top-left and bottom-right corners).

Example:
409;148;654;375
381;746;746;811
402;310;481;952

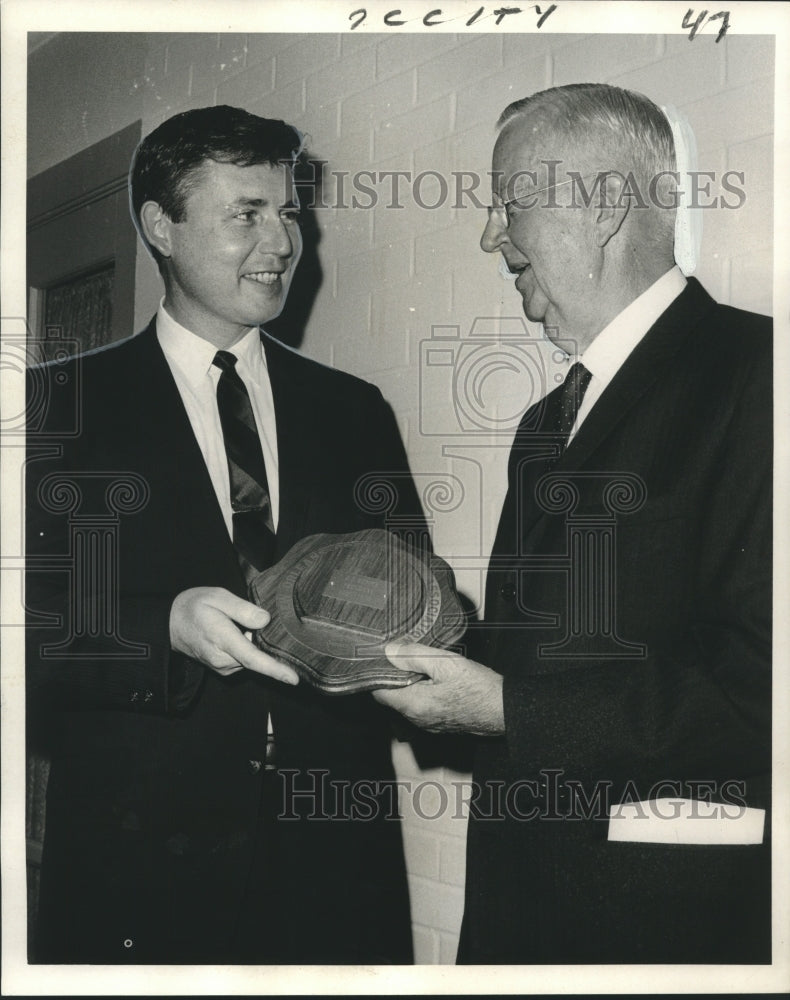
248;529;466;694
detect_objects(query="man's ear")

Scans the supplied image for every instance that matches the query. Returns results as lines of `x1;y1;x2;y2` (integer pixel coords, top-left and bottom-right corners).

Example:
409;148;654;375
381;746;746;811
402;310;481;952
593;172;630;248
139;201;174;259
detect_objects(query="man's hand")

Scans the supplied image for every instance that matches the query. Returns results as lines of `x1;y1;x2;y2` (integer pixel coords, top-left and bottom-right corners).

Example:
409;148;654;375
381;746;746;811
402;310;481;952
169;586;299;685
372;642;505;736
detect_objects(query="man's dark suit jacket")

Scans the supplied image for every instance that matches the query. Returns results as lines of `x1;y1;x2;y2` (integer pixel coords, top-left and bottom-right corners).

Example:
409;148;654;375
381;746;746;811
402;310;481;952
26;321;424;964
458;278;772;964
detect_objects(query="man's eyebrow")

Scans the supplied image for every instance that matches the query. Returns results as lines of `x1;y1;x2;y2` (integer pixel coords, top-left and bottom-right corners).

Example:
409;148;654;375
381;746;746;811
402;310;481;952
227;197;300;209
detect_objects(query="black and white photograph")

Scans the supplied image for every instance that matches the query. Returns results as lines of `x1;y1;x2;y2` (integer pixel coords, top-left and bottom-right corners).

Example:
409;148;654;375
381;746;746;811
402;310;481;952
2;0;788;994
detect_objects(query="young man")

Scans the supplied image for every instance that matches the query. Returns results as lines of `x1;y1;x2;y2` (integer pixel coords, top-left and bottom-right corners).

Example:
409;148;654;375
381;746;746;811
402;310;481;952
26;105;420;964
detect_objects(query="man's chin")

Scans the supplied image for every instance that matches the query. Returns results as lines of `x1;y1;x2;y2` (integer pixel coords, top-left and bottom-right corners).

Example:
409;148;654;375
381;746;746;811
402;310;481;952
520;298;546;325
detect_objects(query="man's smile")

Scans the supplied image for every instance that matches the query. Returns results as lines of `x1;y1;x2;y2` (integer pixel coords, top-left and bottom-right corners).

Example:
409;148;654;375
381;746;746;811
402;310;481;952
242;270;285;285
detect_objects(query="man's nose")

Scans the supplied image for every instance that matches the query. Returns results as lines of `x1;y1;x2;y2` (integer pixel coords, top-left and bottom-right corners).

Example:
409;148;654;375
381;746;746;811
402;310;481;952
480;210;507;254
259;214;296;258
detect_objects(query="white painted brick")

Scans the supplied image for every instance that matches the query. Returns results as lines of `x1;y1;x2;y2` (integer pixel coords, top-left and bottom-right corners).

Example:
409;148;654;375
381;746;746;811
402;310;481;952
323;122;376;166
142;43;167;81
727;134;773;195
664;27;741;56
725;34;775;88
341;69;414;135
439;834;467;887
392;736;424;777
149;31;200;55
333;328;409;379
729;250;773;316
323;199;374;256
298;109;339;151
190;36;248;97
447;120;498;189
439;930;460;964
274;35;341;89
166;33;218;74
692;255;728;308
313;291;372;375
700;186;771;260
304;45;377;106
255;80;305;123
456;66;544;132
341;32;380;56
401;779;454;828
403;827;441;879
608;43;726;108
552;33;662;87
412;924;440;964
216;59;274;108
370;282;440;373
371;282;416;346
339;239;412;294
366;151;417;218
219;33;248;60
399;782;469;840
374;95;451;162
406;761;447;785
449;257;518;334
373;193;453;247
408;875;465;934
690;143;727;189
413;135;449;178
376;33;461;80
503;31;580;68
414;222;481;280
416;36;503;102
246;33;297;67
143;65;192;119
682;80;774;150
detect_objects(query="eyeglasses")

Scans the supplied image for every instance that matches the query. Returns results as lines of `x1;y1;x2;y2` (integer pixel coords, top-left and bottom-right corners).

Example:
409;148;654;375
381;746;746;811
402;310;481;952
486;173;601;228
486;197;525;228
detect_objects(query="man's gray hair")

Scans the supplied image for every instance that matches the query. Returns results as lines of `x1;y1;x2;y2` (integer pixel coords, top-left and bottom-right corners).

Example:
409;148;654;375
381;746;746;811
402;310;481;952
498;82;676;185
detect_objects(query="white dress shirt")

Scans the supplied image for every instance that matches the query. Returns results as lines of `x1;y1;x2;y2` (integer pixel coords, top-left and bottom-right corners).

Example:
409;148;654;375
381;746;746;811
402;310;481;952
156;302;280;535
566;266;687;442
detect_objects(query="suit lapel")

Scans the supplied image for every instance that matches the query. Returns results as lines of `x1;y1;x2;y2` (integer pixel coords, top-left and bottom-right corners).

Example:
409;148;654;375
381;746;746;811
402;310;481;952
262;333;313;557
514;279;717;552
129;320;244;588
548;278;717;475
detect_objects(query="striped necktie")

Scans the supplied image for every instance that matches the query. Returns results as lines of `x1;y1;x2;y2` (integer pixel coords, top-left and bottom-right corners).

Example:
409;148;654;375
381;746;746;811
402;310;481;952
557;361;593;451
213;350;276;581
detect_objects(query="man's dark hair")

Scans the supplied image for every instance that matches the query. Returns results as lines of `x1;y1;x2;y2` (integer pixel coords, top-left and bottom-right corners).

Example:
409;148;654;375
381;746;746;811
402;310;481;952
129;104;304;262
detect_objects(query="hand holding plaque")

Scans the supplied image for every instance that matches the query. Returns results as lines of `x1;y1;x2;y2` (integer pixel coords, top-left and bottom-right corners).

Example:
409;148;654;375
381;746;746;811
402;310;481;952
248;529;466;694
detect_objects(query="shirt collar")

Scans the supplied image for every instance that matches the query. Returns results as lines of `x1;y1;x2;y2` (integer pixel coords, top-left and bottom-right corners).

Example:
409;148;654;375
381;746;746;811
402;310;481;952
156;300;265;386
577;266;687;384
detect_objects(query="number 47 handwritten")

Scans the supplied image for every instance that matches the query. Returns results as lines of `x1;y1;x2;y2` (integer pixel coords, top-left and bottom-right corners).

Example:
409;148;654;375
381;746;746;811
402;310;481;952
683;9;730;42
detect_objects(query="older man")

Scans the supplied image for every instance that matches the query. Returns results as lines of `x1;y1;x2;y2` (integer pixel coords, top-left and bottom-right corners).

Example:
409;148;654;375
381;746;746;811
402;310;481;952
26;106;420;964
375;84;771;963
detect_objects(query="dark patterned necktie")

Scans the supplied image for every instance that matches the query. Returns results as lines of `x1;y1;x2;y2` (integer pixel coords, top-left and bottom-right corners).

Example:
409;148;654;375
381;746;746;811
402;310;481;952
556;361;593;452
213;350;276;581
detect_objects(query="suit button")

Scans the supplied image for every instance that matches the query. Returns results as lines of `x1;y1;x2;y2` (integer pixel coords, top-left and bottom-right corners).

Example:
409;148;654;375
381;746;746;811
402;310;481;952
143;690;153;703
129;691;139;703
248;760;262;774
499;582;517;601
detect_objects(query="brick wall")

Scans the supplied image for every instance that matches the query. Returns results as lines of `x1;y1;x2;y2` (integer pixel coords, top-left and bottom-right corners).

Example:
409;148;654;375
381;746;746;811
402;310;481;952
27;30;775;964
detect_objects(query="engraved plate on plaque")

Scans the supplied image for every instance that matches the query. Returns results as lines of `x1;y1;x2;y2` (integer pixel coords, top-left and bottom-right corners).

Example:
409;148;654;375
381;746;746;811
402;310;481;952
248;529;466;695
